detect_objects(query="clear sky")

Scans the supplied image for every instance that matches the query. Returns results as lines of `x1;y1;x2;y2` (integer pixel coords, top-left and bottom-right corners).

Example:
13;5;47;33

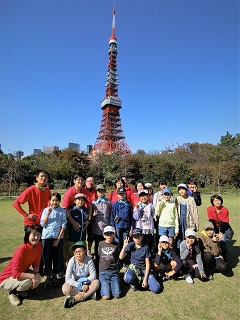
0;0;239;155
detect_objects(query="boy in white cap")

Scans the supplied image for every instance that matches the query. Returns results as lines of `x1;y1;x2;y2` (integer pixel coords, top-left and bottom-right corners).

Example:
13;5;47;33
98;226;120;300
154;235;182;281
180;229;206;284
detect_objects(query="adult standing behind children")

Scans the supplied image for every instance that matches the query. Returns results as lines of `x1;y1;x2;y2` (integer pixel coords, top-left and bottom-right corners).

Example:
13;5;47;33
83;177;97;258
13;170;51;231
0;225;42;306
107;178;132;204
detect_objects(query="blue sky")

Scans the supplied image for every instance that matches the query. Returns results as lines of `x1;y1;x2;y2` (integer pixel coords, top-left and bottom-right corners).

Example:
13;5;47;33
0;0;239;156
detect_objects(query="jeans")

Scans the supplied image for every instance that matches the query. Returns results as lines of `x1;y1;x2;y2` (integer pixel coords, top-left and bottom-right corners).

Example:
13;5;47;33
124;268;161;294
99;270;120;297
158;226;175;238
116;227;129;250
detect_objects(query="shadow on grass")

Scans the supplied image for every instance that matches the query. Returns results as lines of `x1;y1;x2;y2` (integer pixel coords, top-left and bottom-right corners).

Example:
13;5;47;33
221;239;240;277
27;277;65;301
0;257;12;265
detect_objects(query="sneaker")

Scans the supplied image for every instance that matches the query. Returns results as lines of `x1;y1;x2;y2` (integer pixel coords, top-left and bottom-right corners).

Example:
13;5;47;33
130;284;137;291
8;293;21;306
64;296;75;308
208;274;214;280
91;292;97;300
184;275;194;284
44;276;52;289
17;290;28;298
87;250;93;258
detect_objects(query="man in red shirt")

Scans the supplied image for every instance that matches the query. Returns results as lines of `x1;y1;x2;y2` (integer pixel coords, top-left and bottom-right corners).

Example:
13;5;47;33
83;177;97;257
13;170;50;231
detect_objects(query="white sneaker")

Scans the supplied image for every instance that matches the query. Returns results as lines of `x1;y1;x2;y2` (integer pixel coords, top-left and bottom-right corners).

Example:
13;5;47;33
8;293;21;306
184;275;194;284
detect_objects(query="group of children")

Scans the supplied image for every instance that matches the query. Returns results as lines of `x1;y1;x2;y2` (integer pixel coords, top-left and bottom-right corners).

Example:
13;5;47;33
0;174;231;307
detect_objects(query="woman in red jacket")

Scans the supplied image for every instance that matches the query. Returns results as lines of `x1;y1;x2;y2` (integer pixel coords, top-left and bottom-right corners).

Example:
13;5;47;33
0;225;42;306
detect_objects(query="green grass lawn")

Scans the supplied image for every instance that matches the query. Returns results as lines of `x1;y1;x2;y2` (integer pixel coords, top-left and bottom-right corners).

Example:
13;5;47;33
0;195;239;320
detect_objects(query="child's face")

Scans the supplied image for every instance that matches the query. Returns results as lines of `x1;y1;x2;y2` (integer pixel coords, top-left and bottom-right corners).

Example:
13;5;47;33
159;241;169;250
29;230;41;247
163;193;171;201
36;172;48;186
133;234;143;245
97;189;106;197
186;236;196;245
75;198;85;207
118;192;126;200
103;232;114;243
205;228;214;237
73;247;86;262
160;183;167;191
140;195;148;204
178;187;187;196
50;196;60;208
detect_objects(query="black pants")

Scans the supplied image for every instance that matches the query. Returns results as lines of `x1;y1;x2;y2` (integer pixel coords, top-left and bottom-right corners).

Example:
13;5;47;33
202;252;226;274
181;259;201;278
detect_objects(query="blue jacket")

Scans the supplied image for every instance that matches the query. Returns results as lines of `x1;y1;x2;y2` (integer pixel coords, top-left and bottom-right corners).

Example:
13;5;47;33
111;200;133;229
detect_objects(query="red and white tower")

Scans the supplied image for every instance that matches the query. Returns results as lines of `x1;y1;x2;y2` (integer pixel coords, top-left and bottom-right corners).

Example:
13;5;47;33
91;7;131;155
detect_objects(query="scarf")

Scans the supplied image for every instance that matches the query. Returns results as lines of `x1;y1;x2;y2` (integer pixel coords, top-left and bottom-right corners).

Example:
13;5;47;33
35;183;46;191
94;196;107;205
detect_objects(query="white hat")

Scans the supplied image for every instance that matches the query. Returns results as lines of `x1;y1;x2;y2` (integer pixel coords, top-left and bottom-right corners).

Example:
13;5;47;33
145;183;153;188
159;235;170;243
103;226;115;234
185;229;196;237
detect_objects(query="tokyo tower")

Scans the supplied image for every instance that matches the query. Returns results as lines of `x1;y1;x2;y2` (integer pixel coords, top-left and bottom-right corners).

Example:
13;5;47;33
91;7;131;155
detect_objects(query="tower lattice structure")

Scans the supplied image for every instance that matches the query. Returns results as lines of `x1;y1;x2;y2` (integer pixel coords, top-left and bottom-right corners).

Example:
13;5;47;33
91;8;131;155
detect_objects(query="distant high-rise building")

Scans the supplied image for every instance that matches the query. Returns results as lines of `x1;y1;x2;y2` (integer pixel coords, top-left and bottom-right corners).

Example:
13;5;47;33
16;150;24;159
68;142;80;151
43;146;59;154
86;145;92;154
33;149;42;154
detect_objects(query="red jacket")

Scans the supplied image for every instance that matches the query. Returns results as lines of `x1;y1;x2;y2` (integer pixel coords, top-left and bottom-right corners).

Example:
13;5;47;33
62;186;91;209
0;242;42;284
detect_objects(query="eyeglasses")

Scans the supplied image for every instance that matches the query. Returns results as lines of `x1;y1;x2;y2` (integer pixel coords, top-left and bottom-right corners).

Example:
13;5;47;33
74;250;85;254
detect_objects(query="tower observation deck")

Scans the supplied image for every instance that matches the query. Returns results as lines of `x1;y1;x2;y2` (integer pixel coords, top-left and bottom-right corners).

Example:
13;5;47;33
91;7;131;155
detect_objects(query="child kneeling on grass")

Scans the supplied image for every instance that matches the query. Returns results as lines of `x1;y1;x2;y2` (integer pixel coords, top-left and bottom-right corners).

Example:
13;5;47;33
98;226;120;299
180;229;206;284
62;241;100;308
154;235;182;281
119;228;161;294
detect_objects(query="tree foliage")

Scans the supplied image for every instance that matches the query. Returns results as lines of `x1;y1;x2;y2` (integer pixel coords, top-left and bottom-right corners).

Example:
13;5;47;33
0;132;239;195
